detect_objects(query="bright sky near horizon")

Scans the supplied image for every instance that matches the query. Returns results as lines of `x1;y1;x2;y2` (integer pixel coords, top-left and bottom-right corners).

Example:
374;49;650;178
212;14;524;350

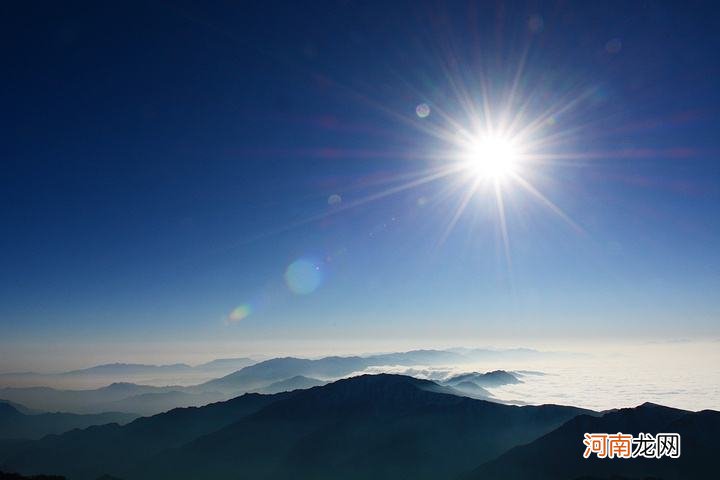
2;1;719;370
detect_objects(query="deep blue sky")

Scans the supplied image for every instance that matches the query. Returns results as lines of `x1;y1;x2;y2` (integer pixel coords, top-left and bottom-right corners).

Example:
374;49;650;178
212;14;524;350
2;1;719;368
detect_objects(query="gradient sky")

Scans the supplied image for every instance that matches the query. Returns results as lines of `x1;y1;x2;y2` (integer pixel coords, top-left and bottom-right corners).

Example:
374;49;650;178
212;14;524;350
2;1;719;369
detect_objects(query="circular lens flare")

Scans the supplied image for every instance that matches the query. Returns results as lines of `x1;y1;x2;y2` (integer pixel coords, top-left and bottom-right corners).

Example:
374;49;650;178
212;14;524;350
284;258;323;295
466;135;520;180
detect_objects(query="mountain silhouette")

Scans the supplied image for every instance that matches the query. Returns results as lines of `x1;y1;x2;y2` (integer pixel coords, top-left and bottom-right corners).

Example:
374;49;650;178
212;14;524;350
445;370;521;388
450;381;493;398
253;375;326;394
1;391;289;479
129;374;588;480
467;402;719;479
0;351;555;416
1;374;588;480
0;359;256;380
0;401;38;415
95;390;227;416
62;364;192;376
0;402;136;440
0;384;182;414
197;350;481;394
0;359;255;391
196;356;362;393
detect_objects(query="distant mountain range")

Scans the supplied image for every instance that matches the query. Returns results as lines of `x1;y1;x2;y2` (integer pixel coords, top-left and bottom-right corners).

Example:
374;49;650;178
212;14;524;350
0;358;256;389
195;349;529;394
0;374;715;479
3;358;257;378
252;375;327;394
0;383;208;414
0;401;136;440
0;348;561;389
0;350;538;415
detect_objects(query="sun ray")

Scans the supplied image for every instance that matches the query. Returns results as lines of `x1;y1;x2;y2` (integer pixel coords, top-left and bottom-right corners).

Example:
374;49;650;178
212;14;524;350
493;181;513;273
510;172;584;235
436;177;481;248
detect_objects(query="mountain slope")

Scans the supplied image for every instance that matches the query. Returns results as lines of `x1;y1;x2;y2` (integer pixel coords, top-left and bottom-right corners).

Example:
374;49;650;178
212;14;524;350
1;392;289;480
62;363;192;376
197;356;370;393
0;358;255;390
0;351;477;415
445;370;521;388
0;401;38;415
96;390;228;416
0;384;181;414
0;402;137;440
2;375;589;480
131;374;590;480
198;350;479;394
254;376;326;394
467;402;719;480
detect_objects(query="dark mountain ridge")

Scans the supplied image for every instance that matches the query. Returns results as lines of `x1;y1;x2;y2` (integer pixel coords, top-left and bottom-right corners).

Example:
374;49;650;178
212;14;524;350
1;391;290;480
2;374;589;480
0;350;551;416
130;374;590;480
445;370;522;387
0;402;137;440
468;402;719;480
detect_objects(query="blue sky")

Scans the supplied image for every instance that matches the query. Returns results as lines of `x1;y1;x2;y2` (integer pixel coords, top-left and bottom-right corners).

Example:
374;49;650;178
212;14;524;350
1;1;719;368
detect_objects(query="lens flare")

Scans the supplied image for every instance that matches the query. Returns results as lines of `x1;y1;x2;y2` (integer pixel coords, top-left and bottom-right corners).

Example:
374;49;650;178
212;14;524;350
227;304;252;323
416;103;431;118
284;258;323;295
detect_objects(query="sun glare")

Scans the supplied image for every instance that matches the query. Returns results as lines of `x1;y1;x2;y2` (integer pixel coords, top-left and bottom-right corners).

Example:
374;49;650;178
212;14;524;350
465;135;520;180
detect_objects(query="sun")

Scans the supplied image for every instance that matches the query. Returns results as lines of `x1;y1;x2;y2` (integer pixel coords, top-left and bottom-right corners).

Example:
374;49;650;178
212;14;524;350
464;135;521;180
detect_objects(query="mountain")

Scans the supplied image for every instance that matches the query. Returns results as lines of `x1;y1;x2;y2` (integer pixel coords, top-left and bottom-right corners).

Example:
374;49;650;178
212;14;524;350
1;392;291;480
0;359;255;390
1;374;589;480
198;350;482;394
369;349;468;365
0;384;181;414
0;385;232;417
444;370;521;388
254;376;326;394
129;374;589;480
193;358;255;372
467;402;719;480
196;356;369;393
1;352;472;415
0;402;136;440
454;347;580;362
0;401;38;416
62;364;192;376
450;381;492;398
96;390;228;416
0;351;565;416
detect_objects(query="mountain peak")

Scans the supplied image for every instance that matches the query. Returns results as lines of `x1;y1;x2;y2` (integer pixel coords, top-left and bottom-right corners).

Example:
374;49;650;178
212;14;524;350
252;373;462;420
